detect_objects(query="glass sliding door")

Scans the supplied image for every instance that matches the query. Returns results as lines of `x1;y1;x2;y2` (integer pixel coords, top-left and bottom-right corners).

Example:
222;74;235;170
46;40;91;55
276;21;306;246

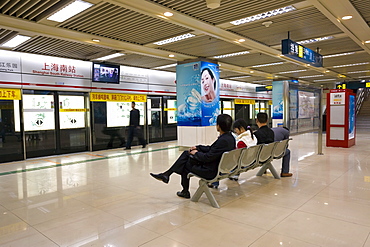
147;96;163;142
163;96;177;141
23;90;57;158
0;98;23;163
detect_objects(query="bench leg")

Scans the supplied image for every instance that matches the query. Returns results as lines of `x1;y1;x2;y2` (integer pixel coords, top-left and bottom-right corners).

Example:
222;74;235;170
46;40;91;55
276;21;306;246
191;180;220;208
257;162;280;179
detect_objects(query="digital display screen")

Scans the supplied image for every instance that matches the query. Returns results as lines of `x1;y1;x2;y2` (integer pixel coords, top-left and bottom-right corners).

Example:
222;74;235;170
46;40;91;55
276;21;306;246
92;63;120;83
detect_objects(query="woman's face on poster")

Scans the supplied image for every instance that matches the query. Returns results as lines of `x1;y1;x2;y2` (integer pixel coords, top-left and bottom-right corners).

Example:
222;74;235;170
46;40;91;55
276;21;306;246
201;69;214;95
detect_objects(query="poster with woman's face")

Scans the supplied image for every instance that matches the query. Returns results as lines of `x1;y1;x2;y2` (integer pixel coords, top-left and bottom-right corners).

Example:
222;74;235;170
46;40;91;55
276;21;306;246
200;62;220;126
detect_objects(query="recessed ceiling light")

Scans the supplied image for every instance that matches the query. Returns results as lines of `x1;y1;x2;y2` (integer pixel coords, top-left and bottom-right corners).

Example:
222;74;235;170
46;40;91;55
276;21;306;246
153;33;195;45
213;51;250;59
252;62;284;68
153;63;177;69
92;39;100;42
365;40;370;44
95;53;124;60
163;12;173;17
168;54;175;58
238;39;246;42
250;71;254;73
47;0;93;22
323;52;355;58
333;62;369;68
278;69;307;74
341;15;353;20
1;35;31;48
230;5;296;25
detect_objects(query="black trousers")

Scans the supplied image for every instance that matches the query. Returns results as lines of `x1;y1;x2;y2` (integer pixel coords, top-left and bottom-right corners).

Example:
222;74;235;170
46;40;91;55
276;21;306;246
126;126;146;148
169;151;215;192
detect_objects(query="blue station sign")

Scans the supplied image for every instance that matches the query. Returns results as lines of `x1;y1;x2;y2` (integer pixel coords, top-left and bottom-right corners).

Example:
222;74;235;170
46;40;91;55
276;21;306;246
282;39;323;67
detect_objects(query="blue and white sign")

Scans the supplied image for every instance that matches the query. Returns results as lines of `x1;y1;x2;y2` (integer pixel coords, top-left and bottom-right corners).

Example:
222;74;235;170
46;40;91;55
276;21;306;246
349;95;355;139
272;81;284;119
282;39;323;67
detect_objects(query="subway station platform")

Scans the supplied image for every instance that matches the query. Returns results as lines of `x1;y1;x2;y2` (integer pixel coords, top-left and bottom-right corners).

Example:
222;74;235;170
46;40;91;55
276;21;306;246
1;132;370;246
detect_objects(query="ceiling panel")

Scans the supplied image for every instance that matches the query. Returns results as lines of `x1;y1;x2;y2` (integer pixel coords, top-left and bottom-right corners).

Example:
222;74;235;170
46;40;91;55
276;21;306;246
14;36;116;60
350;0;370;26
109;54;174;68
229;7;342;46
147;0;304;25
157;35;249;57
254;63;307;74
218;53;281;67
0;0;71;22
60;2;192;45
0;28;17;43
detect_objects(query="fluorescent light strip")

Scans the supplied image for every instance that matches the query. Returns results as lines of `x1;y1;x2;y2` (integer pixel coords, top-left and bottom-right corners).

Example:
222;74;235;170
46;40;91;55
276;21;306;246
297;36;333;45
323;52;355;58
252;62;284;68
298;75;324;79
213;51;250;59
47;0;93;22
252;80;272;83
359;75;370;78
313;79;337;82
278;69;307;74
153;33;195;45
333;62;369;68
1;35;31;48
346;70;370;74
95;53;124;60
230;6;296;25
228;76;251;79
153;63;177;69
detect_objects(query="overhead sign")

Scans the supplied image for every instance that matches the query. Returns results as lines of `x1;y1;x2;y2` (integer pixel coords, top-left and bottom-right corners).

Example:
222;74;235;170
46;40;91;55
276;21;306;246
336;83;346;89
256;85;272;92
282;39;323;67
0;88;21;100
234;99;255;105
366;82;370;88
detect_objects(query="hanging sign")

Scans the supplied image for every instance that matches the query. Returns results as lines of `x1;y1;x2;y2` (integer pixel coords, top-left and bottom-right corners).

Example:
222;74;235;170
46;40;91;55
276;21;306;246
282;39;323;67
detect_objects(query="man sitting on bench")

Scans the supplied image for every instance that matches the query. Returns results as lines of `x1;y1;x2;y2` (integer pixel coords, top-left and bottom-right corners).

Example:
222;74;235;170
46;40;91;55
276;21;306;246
150;114;235;199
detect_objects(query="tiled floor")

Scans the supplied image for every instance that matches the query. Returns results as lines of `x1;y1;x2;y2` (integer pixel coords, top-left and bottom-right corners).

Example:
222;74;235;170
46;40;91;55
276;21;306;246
1;132;370;246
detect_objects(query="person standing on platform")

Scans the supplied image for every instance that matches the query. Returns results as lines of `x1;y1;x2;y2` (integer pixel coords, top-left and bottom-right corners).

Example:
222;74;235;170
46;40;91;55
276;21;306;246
150;114;235;199
272;126;292;177
125;102;146;150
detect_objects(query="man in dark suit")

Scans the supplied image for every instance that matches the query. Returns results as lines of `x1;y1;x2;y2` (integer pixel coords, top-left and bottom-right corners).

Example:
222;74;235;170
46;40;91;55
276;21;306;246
254;112;274;144
272;126;292;177
125;101;146;150
150;114;235;199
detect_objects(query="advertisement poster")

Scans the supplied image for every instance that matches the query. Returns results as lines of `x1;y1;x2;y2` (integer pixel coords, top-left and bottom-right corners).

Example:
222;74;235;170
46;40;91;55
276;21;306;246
349;95;355;139
200;62;220;126
176;62;202;126
289;89;298;119
272;81;284;119
59;95;86;129
23;95;55;131
166;99;177;124
176;61;220;126
106;101;144;127
298;91;314;118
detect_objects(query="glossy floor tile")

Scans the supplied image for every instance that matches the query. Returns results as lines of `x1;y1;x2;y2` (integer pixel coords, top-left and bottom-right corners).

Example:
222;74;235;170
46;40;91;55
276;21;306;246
0;133;369;246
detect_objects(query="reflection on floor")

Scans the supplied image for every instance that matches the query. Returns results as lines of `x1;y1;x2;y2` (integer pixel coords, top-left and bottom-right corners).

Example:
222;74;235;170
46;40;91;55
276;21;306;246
1;132;370;246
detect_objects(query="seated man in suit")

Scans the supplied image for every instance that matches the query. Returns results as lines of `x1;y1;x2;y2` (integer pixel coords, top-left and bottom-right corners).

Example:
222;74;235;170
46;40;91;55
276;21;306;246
254;112;274;144
272;126;292;177
150;114;236;199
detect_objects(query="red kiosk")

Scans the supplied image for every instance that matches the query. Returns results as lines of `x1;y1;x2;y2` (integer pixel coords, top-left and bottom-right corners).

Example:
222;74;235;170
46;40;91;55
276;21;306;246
326;89;356;148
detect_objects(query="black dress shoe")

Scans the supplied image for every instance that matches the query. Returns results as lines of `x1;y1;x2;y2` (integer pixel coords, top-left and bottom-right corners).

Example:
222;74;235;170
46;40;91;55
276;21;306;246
142;144;146;148
176;190;190;199
150;173;169;184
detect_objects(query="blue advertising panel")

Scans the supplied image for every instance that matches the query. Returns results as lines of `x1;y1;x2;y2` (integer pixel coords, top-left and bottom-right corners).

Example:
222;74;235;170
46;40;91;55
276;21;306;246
349;95;355;139
200;62;220;126
282;39;323;67
272;81;284;119
176;62;202;126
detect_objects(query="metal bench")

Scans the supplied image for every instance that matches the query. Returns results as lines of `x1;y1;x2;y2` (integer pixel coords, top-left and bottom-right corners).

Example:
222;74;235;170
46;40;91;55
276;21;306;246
188;139;289;208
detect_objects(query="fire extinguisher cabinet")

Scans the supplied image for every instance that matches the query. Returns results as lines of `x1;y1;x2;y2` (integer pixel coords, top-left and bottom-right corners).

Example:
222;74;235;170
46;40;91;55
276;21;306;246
326;89;356;148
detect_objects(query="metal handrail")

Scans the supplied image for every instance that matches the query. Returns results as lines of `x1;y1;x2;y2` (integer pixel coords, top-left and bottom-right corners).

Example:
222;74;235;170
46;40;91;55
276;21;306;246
356;88;370;115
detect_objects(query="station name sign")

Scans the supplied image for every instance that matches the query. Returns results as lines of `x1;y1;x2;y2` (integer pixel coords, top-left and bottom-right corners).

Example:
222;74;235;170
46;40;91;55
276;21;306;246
282;39;323;67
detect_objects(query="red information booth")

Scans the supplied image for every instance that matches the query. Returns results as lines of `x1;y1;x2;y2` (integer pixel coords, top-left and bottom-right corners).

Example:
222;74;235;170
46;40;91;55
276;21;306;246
326;89;356;148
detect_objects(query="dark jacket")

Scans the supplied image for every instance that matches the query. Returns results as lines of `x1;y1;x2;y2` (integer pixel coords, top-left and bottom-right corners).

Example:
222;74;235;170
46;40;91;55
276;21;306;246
272;127;289;141
190;132;236;179
129;108;140;127
254;125;275;144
